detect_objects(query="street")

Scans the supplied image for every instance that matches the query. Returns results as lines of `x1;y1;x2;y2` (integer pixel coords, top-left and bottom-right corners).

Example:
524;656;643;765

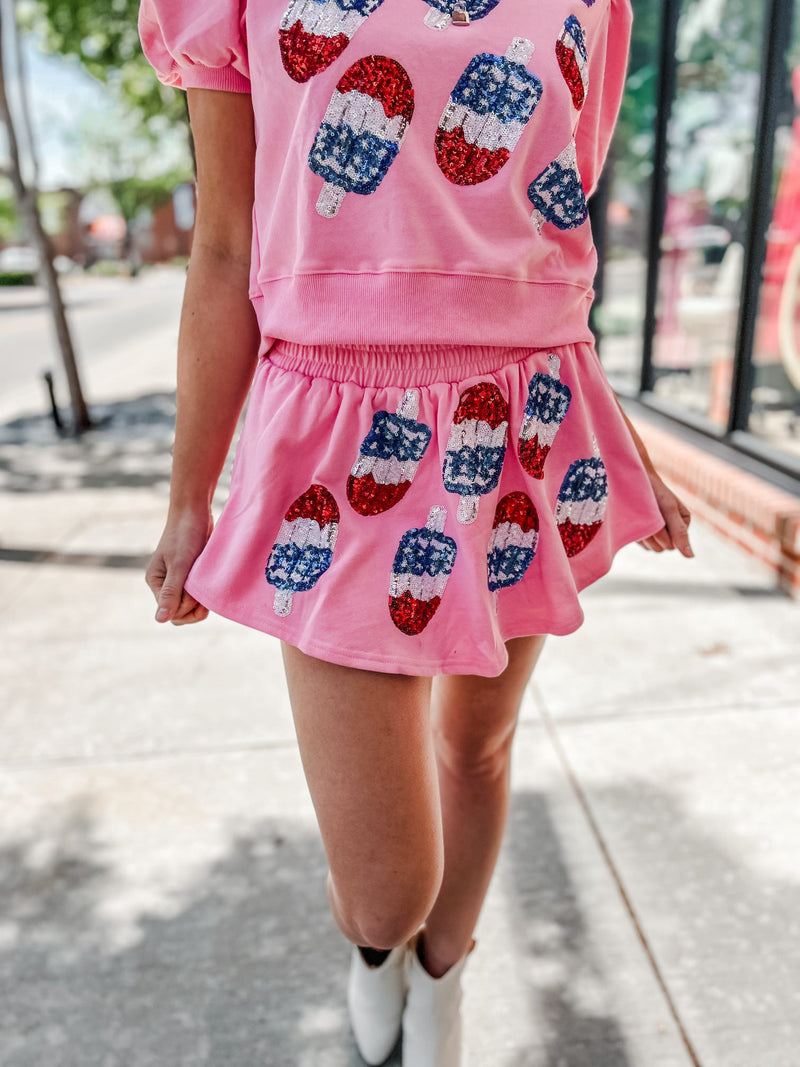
0;267;186;420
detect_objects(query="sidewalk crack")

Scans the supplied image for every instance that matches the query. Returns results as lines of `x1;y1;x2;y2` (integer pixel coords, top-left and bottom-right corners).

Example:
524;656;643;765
534;689;703;1067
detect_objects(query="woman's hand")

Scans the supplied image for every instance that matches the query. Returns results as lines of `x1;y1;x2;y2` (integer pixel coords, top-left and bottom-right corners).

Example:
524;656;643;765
607;392;694;559
145;508;214;625
637;472;694;557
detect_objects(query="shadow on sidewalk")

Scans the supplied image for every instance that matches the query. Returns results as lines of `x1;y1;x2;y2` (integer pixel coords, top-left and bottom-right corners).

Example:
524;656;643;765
0;797;364;1067
505;781;798;1066
0;392;179;494
505;790;636;1067
4;781;769;1066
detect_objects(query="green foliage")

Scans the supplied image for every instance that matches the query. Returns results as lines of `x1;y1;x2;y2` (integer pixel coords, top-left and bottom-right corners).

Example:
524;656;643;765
614;0;661;185
108;170;187;222
21;0;188;138
0;193;21;244
0;272;36;286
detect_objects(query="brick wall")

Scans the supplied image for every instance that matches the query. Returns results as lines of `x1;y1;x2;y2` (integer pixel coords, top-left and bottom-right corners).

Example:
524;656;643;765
630;417;800;597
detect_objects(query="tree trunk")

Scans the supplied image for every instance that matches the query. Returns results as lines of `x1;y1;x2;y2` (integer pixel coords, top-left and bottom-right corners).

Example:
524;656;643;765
0;7;92;432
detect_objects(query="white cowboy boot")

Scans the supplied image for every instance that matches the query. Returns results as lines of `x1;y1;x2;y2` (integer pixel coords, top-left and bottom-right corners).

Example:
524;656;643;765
347;944;408;1065
402;934;476;1067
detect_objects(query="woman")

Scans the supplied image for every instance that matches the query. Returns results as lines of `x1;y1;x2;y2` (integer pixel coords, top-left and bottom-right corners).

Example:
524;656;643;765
139;0;692;1062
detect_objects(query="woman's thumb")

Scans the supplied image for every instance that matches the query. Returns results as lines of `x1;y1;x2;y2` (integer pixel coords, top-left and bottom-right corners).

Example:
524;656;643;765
156;577;183;622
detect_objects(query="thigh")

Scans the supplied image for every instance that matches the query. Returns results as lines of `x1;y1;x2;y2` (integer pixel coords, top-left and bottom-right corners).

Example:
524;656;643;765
432;635;547;773
281;643;441;904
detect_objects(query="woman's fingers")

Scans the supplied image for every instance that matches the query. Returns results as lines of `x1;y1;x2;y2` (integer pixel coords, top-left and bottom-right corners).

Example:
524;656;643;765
171;592;209;625
638;481;694;558
661;495;693;557
145;553;199;623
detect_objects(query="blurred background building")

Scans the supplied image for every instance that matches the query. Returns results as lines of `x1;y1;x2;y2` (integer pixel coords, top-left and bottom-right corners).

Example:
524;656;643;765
594;0;800;479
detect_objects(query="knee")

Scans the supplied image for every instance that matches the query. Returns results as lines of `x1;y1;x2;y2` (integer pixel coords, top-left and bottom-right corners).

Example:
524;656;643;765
433;718;517;785
330;860;443;951
351;903;432;951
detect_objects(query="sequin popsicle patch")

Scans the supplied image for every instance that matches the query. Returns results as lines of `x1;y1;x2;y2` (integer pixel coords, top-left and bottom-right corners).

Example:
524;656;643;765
487;491;539;591
435;38;541;186
519;353;572;478
389;505;457;635
527;140;588;233
555;15;589;110
555;452;608;557
442;382;509;524
308;56;415;218
266;485;340;616
278;0;387;82
347;389;432;515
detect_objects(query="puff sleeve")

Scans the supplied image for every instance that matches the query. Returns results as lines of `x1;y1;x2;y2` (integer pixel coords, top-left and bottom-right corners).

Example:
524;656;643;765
574;0;633;198
138;0;250;93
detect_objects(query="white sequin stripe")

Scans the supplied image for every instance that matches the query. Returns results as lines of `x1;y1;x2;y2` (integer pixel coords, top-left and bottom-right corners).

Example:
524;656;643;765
488;521;539;553
390;571;450;601
439;103;527;153
281;0;364;38
323;90;409;143
277;516;338;551
350;455;419;484
519;416;561;447
554;497;607;525
561;26;589;83
446;418;508;451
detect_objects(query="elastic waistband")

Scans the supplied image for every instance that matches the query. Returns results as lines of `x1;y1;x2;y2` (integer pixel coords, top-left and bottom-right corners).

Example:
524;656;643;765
267;340;563;388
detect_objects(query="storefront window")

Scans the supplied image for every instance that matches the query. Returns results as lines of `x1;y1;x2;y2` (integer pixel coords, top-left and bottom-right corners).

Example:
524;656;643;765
748;5;800;464
650;0;763;427
595;0;660;391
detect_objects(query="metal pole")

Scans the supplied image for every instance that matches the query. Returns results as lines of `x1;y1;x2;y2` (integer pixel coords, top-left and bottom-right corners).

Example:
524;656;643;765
639;0;681;395
727;0;795;434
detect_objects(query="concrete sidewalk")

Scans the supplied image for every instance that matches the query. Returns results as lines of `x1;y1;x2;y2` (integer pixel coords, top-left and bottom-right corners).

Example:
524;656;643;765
1;310;799;1066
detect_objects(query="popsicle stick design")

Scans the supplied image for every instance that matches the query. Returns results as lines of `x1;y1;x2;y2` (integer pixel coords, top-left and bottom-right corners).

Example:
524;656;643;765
442;382;509;525
309;56;415;218
519;353;572;478
389;506;458;635
527;140;588;233
421;0;502;31
556;15;589;110
435;38;542;186
555;439;608;557
278;0;387;82
487;492;539;592
347;389;433;515
265;485;340;616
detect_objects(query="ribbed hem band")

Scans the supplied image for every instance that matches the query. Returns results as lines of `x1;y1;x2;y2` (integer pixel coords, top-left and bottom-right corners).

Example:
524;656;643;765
252;271;595;351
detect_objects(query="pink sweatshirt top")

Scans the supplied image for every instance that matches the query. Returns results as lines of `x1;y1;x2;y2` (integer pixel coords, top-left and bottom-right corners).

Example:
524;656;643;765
138;0;631;350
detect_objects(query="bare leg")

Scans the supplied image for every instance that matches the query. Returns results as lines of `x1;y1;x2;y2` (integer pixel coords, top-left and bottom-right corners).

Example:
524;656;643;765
281;643;443;950
421;635;547;977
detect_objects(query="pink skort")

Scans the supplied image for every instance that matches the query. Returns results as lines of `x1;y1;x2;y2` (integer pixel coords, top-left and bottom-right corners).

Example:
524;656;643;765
185;340;665;677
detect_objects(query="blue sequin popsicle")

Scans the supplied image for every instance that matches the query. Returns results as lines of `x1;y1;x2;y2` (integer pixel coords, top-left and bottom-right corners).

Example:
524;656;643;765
527;140;588;234
555;442;608;557
436;38;541;186
519;353;572;478
347;389;432;515
389;506;457;635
